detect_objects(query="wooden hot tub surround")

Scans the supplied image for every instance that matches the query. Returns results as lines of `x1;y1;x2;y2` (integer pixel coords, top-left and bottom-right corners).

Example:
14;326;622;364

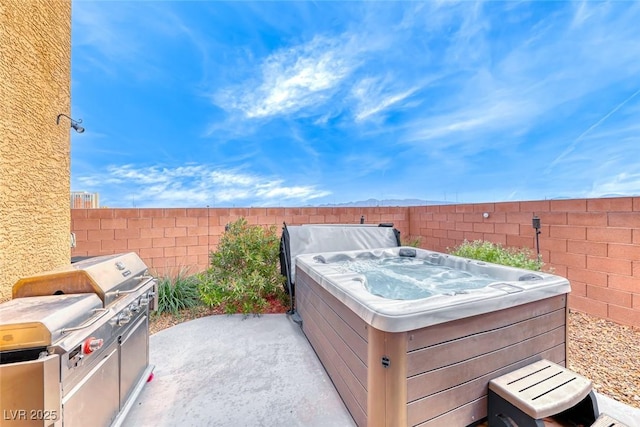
294;248;570;427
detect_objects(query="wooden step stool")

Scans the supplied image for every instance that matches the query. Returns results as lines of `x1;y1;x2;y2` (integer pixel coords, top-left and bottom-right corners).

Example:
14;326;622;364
488;359;598;427
591;413;630;427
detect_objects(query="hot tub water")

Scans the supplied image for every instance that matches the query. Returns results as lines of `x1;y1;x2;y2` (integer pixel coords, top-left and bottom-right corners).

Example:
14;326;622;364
335;256;496;300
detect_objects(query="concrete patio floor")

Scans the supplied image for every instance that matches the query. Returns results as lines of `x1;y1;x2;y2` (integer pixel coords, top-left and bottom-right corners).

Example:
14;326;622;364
123;314;640;427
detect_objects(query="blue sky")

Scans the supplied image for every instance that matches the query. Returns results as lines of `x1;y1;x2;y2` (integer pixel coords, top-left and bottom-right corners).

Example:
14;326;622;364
71;1;640;208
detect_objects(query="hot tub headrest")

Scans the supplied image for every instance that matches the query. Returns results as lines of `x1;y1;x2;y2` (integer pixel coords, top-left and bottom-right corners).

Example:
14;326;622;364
279;223;401;295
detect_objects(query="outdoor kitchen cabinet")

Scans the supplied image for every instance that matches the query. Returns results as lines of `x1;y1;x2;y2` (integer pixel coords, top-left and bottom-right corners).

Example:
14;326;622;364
62;342;120;427
0;355;61;427
119;315;149;408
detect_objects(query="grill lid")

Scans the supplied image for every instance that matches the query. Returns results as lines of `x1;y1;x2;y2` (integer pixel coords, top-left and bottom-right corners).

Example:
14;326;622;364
12;252;150;306
0;294;102;351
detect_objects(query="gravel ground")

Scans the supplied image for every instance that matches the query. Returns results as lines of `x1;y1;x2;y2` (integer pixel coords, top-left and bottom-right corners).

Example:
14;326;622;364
150;305;225;335
567;310;640;409
150;308;640;410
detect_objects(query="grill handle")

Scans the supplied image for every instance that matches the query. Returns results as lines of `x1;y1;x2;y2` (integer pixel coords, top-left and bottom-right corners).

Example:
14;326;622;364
112;276;156;297
61;308;110;334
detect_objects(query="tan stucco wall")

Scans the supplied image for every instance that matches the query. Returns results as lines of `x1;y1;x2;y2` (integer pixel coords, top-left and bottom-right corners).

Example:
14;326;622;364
0;0;72;302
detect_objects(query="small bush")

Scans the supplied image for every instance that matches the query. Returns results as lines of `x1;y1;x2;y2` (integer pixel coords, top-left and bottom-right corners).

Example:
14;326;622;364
401;235;422;247
199;217;286;315
448;240;544;271
156;267;202;315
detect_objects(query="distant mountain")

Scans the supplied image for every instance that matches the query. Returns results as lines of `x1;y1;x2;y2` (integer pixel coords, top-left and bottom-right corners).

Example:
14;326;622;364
549;193;638;200
598;193;638;198
318;198;453;207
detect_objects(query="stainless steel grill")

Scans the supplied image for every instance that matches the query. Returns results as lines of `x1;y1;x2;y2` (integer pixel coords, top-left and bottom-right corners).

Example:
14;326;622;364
0;253;157;427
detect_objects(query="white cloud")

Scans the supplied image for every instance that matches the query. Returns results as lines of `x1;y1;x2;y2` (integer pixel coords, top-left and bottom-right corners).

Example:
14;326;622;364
546;88;640;173
351;77;420;122
76;164;331;207
72;2;207;81
216;35;358;119
73;3;139;61
400;2;640;161
72;2;161;79
404;92;537;150
589;172;640;197
210;170;256;186
255;181;331;200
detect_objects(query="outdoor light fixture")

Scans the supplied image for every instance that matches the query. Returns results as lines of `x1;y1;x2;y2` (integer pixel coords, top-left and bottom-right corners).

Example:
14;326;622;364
532;214;542;259
56;113;85;133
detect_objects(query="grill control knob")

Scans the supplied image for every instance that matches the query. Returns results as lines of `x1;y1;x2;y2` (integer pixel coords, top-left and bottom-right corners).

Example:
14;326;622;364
117;309;132;326
129;303;140;313
139;290;156;307
82;337;104;355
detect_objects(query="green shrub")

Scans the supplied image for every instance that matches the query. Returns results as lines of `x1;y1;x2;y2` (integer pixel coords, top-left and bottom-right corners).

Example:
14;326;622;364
448;240;544;271
401;235;422;247
199;217;286;315
156;267;202;315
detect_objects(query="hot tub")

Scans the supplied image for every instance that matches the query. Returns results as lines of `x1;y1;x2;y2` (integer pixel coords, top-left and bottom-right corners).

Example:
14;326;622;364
294;247;571;427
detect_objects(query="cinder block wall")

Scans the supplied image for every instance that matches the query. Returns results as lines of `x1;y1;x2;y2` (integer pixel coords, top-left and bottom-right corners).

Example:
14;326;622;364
71;207;409;273
0;0;72;302
409;198;640;327
70;198;640;327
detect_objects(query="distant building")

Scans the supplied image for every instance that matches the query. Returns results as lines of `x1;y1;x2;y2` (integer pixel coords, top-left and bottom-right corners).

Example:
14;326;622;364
71;191;99;208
